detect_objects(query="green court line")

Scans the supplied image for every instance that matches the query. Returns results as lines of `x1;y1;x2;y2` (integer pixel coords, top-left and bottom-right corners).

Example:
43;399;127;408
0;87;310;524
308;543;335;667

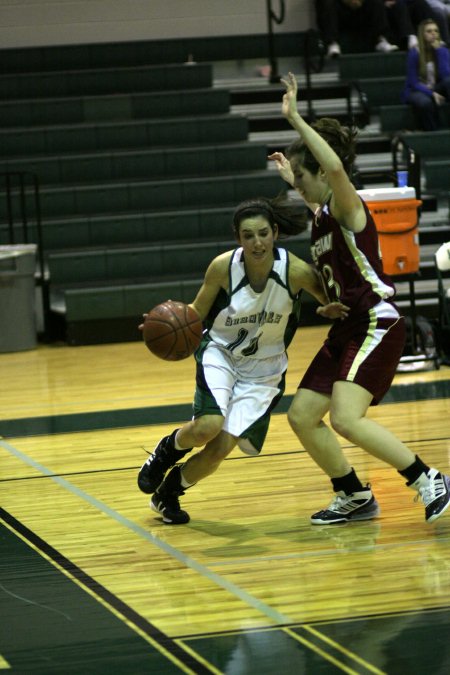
0;403;188;438
1;379;449;438
0;438;292;627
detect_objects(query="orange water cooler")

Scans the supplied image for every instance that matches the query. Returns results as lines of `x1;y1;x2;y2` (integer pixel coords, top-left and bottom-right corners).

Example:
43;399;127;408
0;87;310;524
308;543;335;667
358;187;422;276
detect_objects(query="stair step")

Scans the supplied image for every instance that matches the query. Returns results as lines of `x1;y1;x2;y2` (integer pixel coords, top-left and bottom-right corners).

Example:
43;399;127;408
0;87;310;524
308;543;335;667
230;82;352;106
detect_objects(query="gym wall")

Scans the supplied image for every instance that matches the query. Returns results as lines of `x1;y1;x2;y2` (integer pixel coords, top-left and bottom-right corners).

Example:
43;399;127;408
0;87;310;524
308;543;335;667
0;0;315;48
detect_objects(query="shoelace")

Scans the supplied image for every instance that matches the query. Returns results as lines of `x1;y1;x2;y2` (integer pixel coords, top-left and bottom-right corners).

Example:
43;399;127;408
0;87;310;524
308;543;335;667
145;446;171;466
327;494;354;512
329;494;345;509
327;493;372;514
415;475;446;506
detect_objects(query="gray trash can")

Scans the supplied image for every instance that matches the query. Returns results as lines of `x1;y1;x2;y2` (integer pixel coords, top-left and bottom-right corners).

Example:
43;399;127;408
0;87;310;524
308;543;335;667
0;244;37;352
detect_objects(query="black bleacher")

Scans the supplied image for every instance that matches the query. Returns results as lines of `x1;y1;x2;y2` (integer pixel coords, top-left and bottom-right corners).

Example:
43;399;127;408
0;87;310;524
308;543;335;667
0;46;289;344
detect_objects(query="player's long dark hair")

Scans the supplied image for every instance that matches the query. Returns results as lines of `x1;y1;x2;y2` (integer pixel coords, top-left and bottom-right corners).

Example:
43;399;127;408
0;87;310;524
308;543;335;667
232;193;308;239
286;117;357;177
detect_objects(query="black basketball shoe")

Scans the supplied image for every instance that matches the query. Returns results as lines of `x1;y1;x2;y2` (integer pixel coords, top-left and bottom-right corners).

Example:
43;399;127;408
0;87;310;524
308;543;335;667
151;466;190;524
411;468;450;523
137;429;192;494
311;486;380;525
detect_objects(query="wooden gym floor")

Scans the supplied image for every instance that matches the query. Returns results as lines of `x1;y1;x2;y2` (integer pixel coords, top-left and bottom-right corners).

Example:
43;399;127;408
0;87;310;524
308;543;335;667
1;325;450;674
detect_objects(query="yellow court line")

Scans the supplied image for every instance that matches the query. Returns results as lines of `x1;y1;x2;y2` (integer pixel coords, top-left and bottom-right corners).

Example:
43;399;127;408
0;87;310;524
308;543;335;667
0;655;10;670
174;640;224;675
1;518;198;675
302;625;387;675
283;627;361;675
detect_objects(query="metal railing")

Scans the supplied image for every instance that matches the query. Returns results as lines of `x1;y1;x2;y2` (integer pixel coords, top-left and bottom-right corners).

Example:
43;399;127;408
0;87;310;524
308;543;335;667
303;31;369;127
266;0;285;83
303;29;325;121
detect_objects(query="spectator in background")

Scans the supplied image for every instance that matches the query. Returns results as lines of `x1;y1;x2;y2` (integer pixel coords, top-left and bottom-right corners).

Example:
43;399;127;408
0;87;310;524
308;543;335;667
424;0;450;44
402;18;450;129
384;1;419;49
386;1;450;48
406;0;450;42
315;0;399;57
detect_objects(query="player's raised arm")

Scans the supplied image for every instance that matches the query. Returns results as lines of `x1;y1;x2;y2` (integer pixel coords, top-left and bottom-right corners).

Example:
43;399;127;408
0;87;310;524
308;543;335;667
281;72;365;232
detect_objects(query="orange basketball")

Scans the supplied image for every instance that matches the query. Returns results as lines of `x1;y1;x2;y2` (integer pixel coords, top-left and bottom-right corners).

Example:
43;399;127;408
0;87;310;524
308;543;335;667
142;300;203;361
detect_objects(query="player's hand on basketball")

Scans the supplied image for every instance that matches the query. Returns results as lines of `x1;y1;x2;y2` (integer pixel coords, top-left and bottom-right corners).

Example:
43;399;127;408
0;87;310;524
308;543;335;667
268;152;295;186
138;313;148;331
281;72;299;122
316;302;350;320
139;299;173;330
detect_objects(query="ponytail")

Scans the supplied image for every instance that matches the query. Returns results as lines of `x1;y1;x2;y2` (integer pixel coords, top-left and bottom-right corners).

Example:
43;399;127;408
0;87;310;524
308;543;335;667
232;194;308;239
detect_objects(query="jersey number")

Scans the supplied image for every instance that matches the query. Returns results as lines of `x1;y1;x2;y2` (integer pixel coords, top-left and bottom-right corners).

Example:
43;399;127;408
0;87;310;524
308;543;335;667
226;328;261;356
322;264;341;300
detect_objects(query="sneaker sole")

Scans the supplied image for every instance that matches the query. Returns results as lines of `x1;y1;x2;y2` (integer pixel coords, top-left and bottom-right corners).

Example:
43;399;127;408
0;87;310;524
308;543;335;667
311;505;381;526
426;495;450;523
150;500;190;525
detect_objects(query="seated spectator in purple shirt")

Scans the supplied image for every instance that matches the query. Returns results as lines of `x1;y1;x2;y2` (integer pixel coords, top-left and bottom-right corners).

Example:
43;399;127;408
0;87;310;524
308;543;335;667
402;18;450;129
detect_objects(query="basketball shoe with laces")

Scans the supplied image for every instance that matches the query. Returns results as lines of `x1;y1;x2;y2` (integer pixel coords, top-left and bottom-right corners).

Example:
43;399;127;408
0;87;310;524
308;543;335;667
137;429;192;494
411;468;450;523
310;486;380;525
151;466;190;524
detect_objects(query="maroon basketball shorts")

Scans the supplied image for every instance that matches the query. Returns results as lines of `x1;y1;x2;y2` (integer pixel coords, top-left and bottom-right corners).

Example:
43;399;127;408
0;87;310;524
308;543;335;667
300;309;406;405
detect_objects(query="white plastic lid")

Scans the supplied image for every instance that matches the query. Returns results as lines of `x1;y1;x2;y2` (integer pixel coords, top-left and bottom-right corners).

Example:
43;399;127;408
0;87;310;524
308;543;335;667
357;187;417;202
436;242;450;271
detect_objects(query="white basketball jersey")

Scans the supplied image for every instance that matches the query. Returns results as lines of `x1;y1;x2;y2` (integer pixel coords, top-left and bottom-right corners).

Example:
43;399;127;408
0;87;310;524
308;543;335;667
205;247;301;359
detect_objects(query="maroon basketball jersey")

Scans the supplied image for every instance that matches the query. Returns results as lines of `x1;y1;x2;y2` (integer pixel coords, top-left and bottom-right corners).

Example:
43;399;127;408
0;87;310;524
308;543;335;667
310;198;396;312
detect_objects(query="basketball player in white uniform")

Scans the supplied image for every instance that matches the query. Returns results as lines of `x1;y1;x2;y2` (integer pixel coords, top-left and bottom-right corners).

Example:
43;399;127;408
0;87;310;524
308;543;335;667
138;197;347;523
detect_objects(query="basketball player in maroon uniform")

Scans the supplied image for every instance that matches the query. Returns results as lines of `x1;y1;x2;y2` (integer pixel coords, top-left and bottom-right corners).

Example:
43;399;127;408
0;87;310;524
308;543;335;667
269;72;450;524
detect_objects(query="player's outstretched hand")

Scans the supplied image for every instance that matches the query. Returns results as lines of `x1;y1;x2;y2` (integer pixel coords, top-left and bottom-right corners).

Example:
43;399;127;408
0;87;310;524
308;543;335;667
267;151;294;186
317;302;350;321
280;72;299;122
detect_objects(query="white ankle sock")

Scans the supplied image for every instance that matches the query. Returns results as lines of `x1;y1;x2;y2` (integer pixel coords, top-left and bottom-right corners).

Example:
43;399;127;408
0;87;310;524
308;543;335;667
180;468;195;488
174;430;184;450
